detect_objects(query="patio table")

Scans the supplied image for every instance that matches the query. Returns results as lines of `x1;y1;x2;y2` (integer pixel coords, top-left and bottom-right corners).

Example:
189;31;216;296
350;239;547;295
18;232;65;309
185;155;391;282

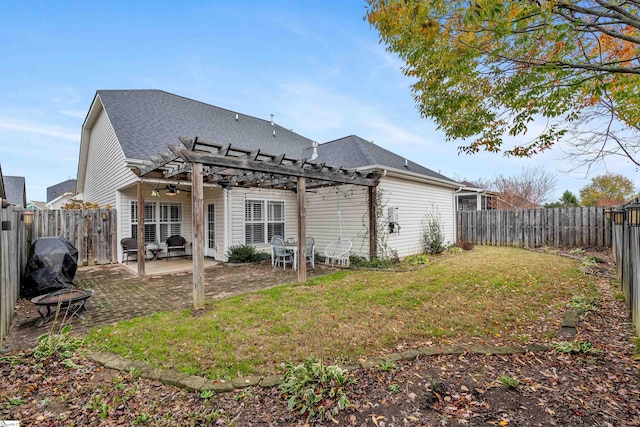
31;288;94;327
284;243;298;270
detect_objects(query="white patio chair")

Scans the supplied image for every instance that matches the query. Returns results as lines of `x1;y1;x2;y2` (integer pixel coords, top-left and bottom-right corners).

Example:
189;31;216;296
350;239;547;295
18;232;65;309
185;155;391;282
272;236;294;270
324;238;352;267
306;237;315;269
270;235;283;267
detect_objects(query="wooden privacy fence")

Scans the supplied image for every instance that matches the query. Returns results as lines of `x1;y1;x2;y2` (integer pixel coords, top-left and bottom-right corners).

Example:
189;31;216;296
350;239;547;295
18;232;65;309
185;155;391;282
457;207;611;248
611;202;640;338
0;204;28;345
31;208;118;266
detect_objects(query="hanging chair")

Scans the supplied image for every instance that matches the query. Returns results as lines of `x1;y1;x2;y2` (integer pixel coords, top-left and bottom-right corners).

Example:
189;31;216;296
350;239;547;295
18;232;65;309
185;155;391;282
324;186;352;267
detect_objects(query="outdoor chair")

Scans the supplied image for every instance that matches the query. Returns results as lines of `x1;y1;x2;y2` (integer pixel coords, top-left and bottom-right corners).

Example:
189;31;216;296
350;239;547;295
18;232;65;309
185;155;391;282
270;235;283;267
306;237;315;269
272;235;294;270
120;237;138;264
324;238;352;267
166;235;187;259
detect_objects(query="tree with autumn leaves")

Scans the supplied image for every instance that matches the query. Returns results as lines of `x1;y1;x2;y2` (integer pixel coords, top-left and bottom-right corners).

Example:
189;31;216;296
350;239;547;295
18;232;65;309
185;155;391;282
579;173;636;206
366;1;640;166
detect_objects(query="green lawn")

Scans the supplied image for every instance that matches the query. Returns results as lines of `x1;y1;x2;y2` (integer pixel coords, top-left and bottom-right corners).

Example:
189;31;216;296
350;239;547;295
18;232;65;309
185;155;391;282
86;246;597;379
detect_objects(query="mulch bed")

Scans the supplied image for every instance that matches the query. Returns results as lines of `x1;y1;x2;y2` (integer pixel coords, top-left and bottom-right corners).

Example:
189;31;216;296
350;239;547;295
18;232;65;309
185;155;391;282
1;248;639;426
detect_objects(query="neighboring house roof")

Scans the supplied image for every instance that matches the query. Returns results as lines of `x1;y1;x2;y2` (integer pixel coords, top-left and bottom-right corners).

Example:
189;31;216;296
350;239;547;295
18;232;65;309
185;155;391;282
27;201;48;210
308;135;459;186
0;163;5;200
46;192;75;209
94;90;314;160
47;179;77;202
3;176;26;207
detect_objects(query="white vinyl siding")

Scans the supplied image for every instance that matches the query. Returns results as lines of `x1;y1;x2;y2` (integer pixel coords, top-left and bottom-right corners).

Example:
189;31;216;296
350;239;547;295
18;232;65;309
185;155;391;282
306;184;369;258
228;188;297;254
377;175;456;258
82;108;137;207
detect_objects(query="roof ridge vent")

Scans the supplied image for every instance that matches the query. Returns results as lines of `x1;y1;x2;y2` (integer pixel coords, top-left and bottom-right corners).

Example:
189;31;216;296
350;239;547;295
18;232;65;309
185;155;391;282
273;129;276;137
270;114;274;125
235;113;239;121
310;141;319;160
404;159;408;168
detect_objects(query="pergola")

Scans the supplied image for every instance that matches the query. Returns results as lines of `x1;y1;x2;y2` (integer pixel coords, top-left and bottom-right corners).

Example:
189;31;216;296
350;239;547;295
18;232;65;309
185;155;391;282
133;137;382;309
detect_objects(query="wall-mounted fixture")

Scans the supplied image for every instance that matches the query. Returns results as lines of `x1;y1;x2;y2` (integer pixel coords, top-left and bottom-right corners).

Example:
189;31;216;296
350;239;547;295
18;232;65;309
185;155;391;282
604;208;612;221
625;200;640;226
388;207;400;234
101;211;108;221
21;210;35;225
612;208;626;225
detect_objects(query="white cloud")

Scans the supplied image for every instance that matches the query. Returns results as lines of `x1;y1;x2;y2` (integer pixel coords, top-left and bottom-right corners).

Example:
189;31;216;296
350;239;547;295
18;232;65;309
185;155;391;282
0;118;78;141
59;109;86;119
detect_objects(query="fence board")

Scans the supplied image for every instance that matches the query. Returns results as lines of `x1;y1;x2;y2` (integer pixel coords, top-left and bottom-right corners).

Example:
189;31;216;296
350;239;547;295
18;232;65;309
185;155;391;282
458;207;610;248
0;205;26;346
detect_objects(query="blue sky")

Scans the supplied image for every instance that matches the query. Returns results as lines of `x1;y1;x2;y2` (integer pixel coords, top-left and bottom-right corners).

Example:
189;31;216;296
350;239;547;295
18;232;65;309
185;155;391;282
0;1;636;203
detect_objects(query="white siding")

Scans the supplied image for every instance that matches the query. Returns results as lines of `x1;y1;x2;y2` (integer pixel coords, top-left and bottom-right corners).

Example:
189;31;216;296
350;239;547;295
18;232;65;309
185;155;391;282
306;185;370;258
83;108;137;207
378;175;456;258
228;187;298;254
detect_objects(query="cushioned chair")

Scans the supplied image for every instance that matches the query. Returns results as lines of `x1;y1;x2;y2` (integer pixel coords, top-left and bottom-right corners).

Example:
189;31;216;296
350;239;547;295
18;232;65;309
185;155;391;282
166;235;187;259
120;237;138;264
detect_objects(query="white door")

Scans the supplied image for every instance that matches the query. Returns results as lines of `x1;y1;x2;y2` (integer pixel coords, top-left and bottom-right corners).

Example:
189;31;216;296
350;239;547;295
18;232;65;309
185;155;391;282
205;203;216;258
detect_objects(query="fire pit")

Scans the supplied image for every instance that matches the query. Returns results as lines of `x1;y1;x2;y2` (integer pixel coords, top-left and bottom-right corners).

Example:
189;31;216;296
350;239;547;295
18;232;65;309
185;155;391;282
30;288;94;327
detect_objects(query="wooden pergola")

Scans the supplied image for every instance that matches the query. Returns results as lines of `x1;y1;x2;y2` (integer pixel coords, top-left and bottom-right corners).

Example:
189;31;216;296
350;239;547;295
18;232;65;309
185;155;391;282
133;137;382;309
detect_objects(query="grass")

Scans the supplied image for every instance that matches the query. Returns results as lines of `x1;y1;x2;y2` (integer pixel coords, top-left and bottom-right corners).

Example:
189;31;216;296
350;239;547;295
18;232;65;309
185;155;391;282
86;247;596;379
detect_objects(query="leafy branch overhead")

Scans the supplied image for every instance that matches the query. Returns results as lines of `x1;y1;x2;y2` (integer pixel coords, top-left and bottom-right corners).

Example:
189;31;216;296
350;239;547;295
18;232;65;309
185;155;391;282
366;0;640;165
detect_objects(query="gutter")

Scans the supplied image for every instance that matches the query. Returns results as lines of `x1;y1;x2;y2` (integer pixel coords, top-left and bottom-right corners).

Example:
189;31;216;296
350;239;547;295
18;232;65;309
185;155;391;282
356;164;461;189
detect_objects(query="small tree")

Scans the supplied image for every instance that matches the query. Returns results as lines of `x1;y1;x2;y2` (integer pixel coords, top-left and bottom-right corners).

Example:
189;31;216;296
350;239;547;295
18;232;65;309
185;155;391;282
422;209;445;255
579;174;636;206
544;190;579;208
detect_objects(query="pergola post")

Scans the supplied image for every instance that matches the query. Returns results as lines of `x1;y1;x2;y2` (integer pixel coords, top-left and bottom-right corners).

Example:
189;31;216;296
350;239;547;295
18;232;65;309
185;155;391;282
136;180;145;276
369;186;377;260
192;162;205;309
297;176;307;283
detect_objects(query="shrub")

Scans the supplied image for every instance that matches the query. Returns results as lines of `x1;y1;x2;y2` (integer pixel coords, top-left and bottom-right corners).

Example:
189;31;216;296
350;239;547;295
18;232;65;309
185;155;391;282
349;254;399;269
498;375;519;389
403;254;429;266
279;356;352;421
553;341;599;354
456;240;474;251
422;212;446;255
226;244;270;263
570;294;598;315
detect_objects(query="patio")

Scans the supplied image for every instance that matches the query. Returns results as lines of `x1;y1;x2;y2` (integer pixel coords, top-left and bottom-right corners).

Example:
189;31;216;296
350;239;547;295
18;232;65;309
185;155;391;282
1;261;334;352
122;257;219;275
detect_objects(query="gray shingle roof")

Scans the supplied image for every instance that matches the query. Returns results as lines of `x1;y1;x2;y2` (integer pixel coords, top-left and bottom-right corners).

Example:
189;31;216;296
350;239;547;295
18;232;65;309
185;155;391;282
97;90;315;160
306;135;459;185
47;179;77;202
3;176;26;207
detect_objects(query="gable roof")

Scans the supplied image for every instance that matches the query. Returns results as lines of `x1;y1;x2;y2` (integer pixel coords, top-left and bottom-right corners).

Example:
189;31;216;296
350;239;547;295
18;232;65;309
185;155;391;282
308;135;459;186
3;176;26;207
94;90;314;160
27;201;48;210
0;163;5;200
47;179;76;202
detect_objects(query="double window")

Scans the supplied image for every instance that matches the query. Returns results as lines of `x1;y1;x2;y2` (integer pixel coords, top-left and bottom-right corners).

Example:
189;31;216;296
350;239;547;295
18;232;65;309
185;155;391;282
131;201;182;243
245;200;284;244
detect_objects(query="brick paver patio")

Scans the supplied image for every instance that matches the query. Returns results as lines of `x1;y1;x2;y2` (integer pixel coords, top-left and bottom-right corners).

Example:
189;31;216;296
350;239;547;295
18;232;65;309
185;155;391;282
1;261;333;352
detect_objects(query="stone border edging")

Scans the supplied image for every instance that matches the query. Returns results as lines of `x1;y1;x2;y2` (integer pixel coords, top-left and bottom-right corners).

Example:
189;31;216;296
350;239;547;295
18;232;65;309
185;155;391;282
87;343;549;395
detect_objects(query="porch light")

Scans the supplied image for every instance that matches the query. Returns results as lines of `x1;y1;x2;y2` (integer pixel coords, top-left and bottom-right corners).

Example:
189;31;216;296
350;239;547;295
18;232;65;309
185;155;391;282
21;210;35;225
612;208;625;225
166;188;177;196
151;189;160;197
625;200;640;226
604;208;612;221
101;211;108;221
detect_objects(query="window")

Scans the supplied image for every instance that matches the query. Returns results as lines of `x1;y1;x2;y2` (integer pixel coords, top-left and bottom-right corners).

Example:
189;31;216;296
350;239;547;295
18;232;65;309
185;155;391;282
159;202;182;241
245;199;284;244
131;201;182;243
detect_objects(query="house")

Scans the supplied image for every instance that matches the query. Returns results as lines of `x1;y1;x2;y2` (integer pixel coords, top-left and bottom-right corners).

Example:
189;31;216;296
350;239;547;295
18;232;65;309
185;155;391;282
77;90;461;265
46;192;77;209
0;163;5;202
27;201;47;210
455;181;498;210
3;175;27;208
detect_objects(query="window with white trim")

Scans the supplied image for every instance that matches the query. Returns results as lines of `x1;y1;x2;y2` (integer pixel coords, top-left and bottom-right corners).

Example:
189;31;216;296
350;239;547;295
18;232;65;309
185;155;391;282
131;201;182;243
159;202;182;242
245;199;284;244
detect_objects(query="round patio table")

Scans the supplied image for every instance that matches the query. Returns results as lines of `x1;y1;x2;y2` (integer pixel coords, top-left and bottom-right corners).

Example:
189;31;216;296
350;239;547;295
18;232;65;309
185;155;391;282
31;288;94;327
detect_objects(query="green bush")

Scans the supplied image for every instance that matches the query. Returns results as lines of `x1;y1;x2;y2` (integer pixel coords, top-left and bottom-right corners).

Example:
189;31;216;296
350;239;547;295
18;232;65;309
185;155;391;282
403;254;429;266
422;212;446;255
225;244;270;263
349;254;399;269
279;356;352;421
